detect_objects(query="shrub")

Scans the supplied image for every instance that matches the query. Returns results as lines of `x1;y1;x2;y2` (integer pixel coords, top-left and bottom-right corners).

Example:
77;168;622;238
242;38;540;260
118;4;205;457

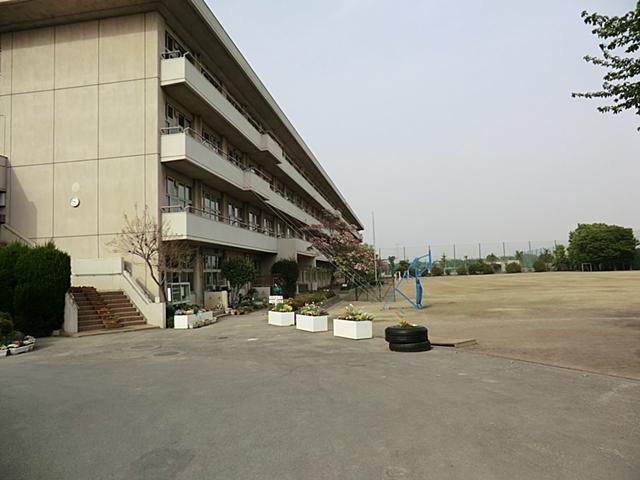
271;259;299;298
0;243;30;314
13;243;71;337
287;289;334;310
0;312;13;334
533;259;547;272
468;262;494;275
222;257;256;307
338;304;374;321
430;265;444;276
456;265;468;275
271;302;293;312
506;262;522;274
298;303;328;316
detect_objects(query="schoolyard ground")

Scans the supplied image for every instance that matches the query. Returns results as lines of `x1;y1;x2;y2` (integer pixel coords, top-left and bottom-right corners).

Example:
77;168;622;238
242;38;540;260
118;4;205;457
1;271;638;479
342;271;640;379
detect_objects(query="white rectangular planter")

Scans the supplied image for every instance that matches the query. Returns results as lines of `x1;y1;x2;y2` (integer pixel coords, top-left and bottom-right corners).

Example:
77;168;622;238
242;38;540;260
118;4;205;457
9;345;30;355
333;319;373;340
174;311;216;329
296;315;328;332
0;349;7;357
268;311;295;326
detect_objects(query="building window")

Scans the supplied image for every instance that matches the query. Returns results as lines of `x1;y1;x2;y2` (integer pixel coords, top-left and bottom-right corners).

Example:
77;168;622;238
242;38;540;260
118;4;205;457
227;146;244;168
166;177;192;210
165;32;186;56
202;127;222;152
263;217;274;236
248;212;259;231
202;190;220;220
165;103;191;130
228;202;243;227
204;253;225;291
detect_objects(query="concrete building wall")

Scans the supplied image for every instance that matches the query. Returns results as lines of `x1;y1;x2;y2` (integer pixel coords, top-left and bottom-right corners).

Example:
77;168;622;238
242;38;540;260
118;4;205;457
0;12;164;294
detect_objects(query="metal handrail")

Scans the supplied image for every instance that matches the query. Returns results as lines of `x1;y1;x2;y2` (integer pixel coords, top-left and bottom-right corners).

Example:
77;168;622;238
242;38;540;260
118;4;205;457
162;50;264;133
161;51;336;214
161;204;301;239
160;128;321;222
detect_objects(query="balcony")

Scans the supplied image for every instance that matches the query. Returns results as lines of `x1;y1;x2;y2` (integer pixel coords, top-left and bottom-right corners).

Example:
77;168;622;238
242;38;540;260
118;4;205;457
160;53;340;217
160;129;322;226
160;53;283;162
162;207;278;254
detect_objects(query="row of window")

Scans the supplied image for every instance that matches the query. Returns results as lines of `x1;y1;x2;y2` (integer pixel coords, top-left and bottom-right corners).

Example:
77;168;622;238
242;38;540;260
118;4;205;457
165;176;293;237
168;252;260;294
163;31;335;221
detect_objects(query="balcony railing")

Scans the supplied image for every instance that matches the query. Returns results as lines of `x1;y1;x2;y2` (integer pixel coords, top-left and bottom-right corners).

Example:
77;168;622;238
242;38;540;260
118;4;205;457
162;50;265;134
161;204;302;240
161;50;338;217
160;127;324;221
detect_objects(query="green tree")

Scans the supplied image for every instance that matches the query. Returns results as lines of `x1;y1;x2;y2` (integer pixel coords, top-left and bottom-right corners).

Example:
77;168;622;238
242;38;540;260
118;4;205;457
486;253;498;263
387;256;396;274
222;257;256;307
0;242;30;314
533;259;547;272
553;244;570;271
396;259;409;273
271;259;299;298
568;223;638;270
13;242;71;336
572;2;640;130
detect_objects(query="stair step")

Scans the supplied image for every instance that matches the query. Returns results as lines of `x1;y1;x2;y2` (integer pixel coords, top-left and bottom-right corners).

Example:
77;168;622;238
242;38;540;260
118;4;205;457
70;288;146;330
78;317;145;327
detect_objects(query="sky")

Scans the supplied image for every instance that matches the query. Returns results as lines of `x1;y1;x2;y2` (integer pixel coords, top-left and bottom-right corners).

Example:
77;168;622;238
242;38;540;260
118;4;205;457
206;0;639;254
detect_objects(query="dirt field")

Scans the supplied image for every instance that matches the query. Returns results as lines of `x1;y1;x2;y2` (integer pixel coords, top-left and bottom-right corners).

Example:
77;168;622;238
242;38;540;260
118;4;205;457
329;272;640;379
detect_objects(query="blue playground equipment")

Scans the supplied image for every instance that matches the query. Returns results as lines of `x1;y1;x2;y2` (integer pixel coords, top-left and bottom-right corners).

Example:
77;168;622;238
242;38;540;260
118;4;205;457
382;249;433;310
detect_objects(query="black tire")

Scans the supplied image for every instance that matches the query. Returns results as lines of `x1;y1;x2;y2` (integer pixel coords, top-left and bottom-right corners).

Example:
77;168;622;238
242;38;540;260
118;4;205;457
385;326;428;344
389;341;432;352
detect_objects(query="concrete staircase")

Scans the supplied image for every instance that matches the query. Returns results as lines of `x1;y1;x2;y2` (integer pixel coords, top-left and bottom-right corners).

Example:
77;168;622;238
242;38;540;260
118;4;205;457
70;287;146;332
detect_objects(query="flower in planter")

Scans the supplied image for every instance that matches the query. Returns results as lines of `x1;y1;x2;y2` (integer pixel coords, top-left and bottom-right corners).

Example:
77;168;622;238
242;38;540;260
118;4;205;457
271;302;293;313
338;304;374;321
0;344;7;350
298;303;328;317
22;336;35;345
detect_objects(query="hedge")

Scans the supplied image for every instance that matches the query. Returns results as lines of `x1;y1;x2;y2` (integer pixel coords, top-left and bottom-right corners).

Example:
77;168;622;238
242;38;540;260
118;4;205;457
0;242;30;313
0;242;71;337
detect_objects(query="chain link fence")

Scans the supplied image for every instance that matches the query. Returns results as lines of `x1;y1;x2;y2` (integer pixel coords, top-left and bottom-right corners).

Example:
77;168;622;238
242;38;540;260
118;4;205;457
378;240;566;272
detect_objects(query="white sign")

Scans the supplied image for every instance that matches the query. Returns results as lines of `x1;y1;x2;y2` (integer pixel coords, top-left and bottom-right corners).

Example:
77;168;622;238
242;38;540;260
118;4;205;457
269;295;284;305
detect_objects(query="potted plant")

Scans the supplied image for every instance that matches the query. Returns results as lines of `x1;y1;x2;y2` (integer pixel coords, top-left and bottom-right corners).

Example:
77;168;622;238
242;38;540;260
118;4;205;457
174;305;216;329
8;335;36;355
296;303;329;332
268;301;295;326
0;344;7;358
385;319;431;352
333;304;373;340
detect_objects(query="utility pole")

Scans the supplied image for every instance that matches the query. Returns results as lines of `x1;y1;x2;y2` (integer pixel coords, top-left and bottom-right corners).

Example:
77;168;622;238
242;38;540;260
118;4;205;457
502;241;506;259
403;246;406;262
478;243;482;261
371;211;380;301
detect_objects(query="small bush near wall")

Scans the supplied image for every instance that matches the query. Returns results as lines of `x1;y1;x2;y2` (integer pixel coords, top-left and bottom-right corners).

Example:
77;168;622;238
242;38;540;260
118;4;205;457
456;265;468;276
0;243;31;313
533;259;548;272
271;259;299;298
430;265;444;276
506;262;522;274
12;243;71;337
468;262;495;275
287;289;335;310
